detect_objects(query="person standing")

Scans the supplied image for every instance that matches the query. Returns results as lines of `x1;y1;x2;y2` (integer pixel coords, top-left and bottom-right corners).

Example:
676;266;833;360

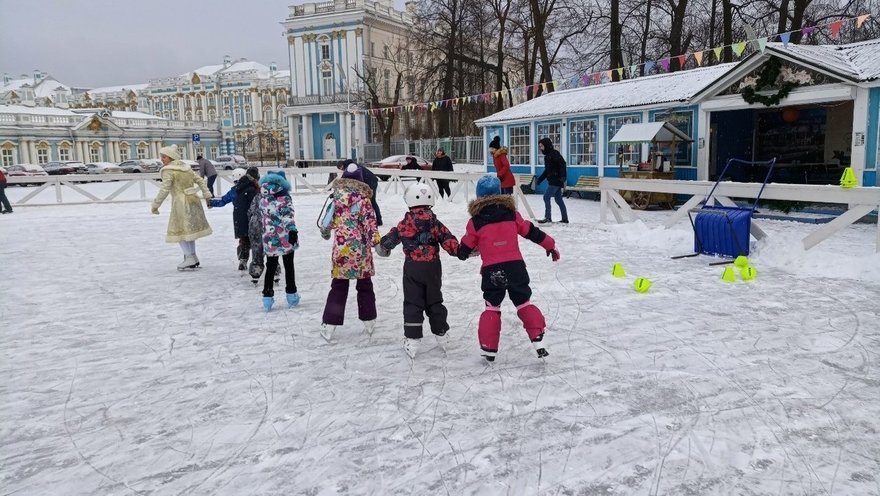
318;163;381;341
0;167;12;214
536;138;569;224
257;171;300;311
488;136;515;194
431;148;454;199
401;156;421;171
197;154;217;198
343;159;382;226
151;145;213;270
208;166;260;269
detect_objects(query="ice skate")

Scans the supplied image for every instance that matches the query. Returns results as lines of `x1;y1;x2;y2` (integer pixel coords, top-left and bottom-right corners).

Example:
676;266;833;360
238;259;247;271
362;319;376;336
532;335;549;359
286;293;300;307
434;331;449;353
481;350;497;363
320;324;337;342
262;297;274;312
177;254;199;271
403;338;420;359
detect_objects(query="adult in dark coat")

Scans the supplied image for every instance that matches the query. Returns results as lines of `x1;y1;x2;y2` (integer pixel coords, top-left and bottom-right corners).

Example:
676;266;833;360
0;167;12;214
209;167;261;267
401;156;421;170
431;148;454;198
536;138;569;223
343;159;382;226
197;155;218;197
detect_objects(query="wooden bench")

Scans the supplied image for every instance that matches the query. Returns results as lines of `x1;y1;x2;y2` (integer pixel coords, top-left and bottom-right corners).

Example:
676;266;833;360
515;173;536;193
564;176;600;198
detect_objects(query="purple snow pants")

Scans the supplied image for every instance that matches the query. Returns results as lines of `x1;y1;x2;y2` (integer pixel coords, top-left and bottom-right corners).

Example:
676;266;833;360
322;277;377;325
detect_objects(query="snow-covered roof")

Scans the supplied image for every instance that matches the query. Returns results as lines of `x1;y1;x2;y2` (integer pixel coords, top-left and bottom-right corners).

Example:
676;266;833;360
0;104;79;116
1;76;70;98
1;78;33;92
221;60;270;74
609;121;693;144
766;38;880;82
476;63;738;125
88;83;148;95
110;110;164;120
189;64;224;77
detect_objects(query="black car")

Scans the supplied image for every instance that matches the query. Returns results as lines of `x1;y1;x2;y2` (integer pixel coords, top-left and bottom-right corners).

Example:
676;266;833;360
43;161;87;175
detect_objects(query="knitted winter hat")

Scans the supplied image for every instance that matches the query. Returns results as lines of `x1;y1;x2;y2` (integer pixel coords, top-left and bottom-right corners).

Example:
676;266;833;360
341;163;364;182
488;136;501;150
159;144;180;161
246;166;260;180
476;175;501;198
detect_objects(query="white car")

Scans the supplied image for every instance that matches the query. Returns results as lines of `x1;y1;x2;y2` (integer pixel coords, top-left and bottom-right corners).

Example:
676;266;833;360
214;155;248;170
85;162;123;174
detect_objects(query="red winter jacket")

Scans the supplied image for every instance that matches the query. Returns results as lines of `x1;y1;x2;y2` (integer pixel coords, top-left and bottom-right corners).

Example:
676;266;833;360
492;148;515;188
380;207;459;262
457;194;555;268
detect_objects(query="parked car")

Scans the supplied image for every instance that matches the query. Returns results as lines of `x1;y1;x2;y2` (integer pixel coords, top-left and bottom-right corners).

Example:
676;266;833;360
118;159;161;173
181;160;200;172
214;155;248;170
85;162;123;174
43;161;87;175
6;164;49;185
368;155;432;171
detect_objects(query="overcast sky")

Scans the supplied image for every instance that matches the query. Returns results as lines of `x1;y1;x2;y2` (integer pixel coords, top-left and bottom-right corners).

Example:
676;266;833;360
0;0;401;89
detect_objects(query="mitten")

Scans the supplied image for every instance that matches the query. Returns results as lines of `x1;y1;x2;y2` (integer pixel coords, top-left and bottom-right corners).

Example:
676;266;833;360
546;248;560;262
289;230;299;246
151;206;159;215
375;244;391;257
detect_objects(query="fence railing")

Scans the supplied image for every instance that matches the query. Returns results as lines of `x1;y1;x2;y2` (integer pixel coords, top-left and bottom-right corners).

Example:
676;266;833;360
364;136;483;164
598;177;880;252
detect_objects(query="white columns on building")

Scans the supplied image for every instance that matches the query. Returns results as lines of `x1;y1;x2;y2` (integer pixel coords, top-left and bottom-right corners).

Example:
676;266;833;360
187;141;195;160
28;141;37;164
251;91;260;123
302;114;313;159
341;112;351;159
19;140;30;163
354;112;366;162
288;115;299;160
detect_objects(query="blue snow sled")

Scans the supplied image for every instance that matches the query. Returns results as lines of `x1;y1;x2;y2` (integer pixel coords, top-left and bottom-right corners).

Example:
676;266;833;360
680;158;776;260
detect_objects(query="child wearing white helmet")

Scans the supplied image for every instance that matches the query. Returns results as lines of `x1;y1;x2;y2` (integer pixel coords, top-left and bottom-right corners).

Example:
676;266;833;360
376;182;460;359
208;166;261;270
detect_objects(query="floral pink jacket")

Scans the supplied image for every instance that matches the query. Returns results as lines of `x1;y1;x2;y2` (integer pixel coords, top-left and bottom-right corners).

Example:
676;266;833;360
327;178;380;279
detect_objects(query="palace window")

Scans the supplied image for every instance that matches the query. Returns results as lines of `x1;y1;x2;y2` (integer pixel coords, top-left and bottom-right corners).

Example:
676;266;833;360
137;143;148;159
119;144;130;161
321;43;331;61
244;104;251;125
322;69;333;96
210;145;219;159
36;145;49;164
59;144;72;161
1;147;14;166
568;119;598;166
383;69;390;98
263;107;272;123
90;146;101;163
508;125;531;165
606;114;642;166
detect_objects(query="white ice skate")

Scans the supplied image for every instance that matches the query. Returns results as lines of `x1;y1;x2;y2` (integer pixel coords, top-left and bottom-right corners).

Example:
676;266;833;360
403;338;420;359
362;319;376;336
320;324;337;343
434;332;449;354
177;254;199;271
532;337;549;359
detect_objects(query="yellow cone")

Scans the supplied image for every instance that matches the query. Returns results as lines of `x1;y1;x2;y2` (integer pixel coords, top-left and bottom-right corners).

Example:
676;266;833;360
611;262;626;278
721;267;736;282
634;277;652;293
733;255;749;268
740;266;757;280
840;167;857;188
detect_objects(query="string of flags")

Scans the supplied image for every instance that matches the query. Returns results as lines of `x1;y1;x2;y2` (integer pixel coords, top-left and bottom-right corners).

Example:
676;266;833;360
363;13;872;117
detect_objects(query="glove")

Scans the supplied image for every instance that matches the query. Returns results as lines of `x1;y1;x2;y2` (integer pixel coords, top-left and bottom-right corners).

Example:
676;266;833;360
469;247;480;258
547;248;560;262
151;206;159;215
375;244;391;257
289;230;298;246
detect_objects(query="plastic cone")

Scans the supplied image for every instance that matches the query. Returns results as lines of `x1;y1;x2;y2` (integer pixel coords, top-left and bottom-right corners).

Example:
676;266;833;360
721;267;736;282
633;277;652;293
840;167;857;188
611;262;626;278
733;255;749;268
740;266;757;280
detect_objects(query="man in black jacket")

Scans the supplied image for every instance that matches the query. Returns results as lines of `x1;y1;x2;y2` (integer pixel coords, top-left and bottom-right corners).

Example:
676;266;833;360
536;138;569;223
431;148;454;198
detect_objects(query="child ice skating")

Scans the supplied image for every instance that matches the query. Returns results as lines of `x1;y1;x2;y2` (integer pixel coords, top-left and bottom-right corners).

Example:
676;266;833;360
208;167;260;270
318;163;381;341
258;171;299;311
377;182;460;358
457;175;560;362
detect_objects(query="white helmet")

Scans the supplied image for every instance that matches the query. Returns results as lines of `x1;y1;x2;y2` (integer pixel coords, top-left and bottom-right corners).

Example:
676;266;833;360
230;168;246;182
404;182;435;208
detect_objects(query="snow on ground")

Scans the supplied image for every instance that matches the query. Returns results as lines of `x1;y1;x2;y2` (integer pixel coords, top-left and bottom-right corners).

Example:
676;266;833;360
1;184;879;495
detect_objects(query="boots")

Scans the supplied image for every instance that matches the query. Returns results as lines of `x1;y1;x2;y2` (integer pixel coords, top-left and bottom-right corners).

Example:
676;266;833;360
434;330;449;353
320;324;337;342
262;297;274;312
363;319;376;336
404;337;420;358
478;304;502;361
286;293;301;307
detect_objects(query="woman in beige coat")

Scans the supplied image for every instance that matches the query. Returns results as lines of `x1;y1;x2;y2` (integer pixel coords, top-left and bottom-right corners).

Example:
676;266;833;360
151;144;213;270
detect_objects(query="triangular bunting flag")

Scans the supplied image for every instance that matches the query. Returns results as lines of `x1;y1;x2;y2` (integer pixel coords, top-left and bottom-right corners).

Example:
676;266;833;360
630;64;638;76
757;37;768;53
593;72;601;84
617;67;625;78
694;51;704;66
580;74;589;86
802;26;815;37
541;82;548;92
780;32;791;47
733;41;747;57
645;60;655;73
605;70;613;81
713;47;723;61
659;58;670;71
857;14;869;28
677;54;687;67
830;20;842;38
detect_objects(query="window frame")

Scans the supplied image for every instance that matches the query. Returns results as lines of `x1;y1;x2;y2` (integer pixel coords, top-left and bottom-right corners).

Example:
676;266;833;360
650;108;694;166
568;118;599;166
1;148;14;166
89;146;101;163
508;124;531;165
59;145;71;161
606;113;643;166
